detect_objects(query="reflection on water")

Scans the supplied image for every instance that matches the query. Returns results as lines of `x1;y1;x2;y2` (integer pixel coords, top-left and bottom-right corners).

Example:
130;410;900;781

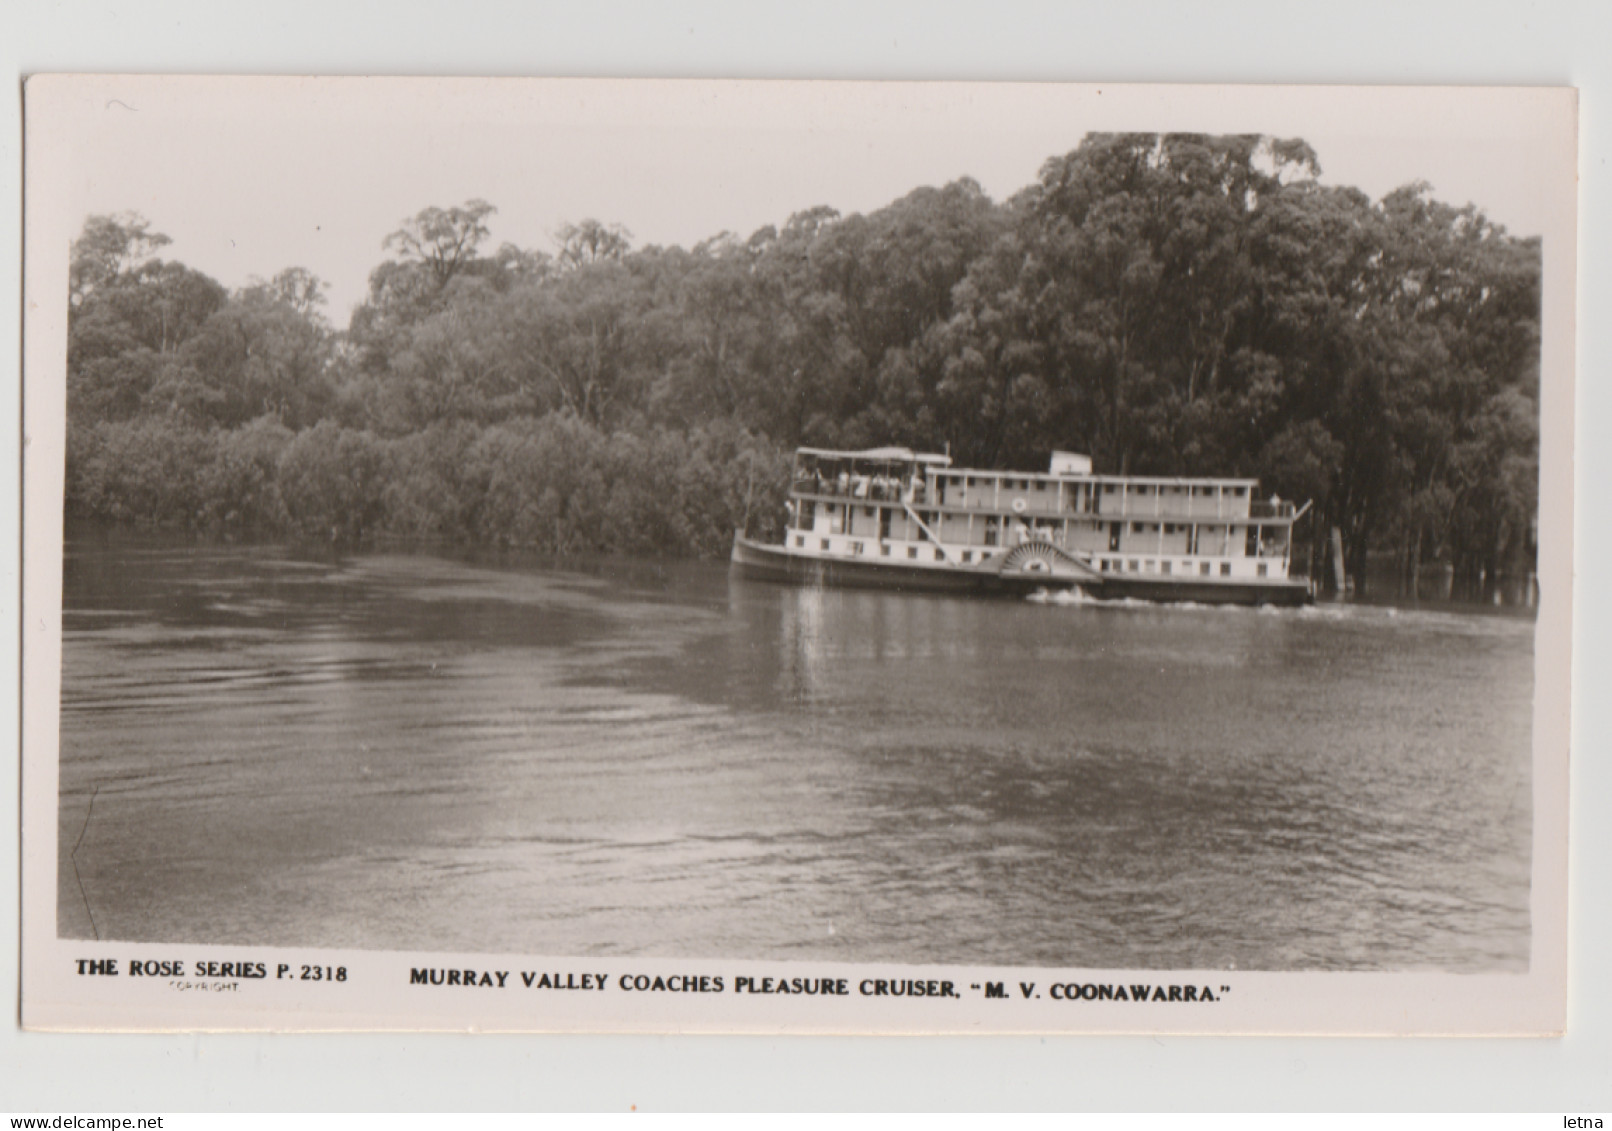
57;528;1534;970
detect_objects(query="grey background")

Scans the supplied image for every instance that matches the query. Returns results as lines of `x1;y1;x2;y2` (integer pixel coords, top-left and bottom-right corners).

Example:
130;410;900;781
3;0;1609;1111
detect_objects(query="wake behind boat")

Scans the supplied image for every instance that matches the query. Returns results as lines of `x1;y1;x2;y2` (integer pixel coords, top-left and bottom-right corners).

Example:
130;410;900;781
731;446;1313;606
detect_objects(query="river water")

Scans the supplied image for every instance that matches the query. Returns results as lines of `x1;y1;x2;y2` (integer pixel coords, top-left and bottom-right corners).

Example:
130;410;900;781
55;527;1536;971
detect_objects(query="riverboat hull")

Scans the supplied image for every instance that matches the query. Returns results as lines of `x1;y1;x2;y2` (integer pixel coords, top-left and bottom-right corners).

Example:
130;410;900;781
1089;572;1313;607
731;533;1312;606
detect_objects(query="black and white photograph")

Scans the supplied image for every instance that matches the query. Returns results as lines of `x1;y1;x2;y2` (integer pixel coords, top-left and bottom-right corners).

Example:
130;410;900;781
19;77;1574;1034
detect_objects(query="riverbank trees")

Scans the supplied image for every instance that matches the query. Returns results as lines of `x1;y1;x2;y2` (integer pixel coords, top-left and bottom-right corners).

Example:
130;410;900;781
63;134;1540;597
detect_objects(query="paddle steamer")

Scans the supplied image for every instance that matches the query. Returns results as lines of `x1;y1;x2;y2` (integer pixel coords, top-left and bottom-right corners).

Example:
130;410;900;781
731;446;1312;605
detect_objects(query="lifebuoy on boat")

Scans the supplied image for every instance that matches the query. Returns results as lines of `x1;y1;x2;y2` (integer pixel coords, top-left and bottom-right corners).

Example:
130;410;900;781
1011;497;1028;514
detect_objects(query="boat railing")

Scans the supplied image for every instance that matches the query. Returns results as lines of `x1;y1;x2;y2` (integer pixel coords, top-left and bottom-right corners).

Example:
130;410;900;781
1248;500;1297;519
792;477;915;503
791;477;1294;519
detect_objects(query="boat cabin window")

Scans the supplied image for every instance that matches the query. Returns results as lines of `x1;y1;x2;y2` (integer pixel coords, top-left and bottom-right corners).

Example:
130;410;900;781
1200;562;1211;576
1231;486;1247;496
820;539;831;551
907;547;918;559
1220;562;1231;576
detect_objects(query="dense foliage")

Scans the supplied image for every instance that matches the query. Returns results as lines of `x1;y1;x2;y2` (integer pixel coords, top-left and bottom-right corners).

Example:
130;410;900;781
64;134;1540;598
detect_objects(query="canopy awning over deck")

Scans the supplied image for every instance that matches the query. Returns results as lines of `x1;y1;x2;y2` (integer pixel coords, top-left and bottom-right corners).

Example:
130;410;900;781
794;446;952;467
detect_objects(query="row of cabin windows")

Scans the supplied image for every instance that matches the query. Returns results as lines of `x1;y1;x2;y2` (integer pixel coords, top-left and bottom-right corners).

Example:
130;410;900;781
802;534;1270;563
1102;484;1247;497
1101;559;1235;576
860;543;995;560
1131;521;1272;535
809;481;1250;501
794;534;1271;578
804;524;1268;547
795;533;985;565
1114;521;1238;536
822;506;1254;537
950;480;1251;496
822;505;1256;534
1095;559;1268;577
959;477;1048;491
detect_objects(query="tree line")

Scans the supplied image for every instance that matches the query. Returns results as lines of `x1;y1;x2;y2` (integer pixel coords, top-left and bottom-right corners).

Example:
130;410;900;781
64;133;1540;600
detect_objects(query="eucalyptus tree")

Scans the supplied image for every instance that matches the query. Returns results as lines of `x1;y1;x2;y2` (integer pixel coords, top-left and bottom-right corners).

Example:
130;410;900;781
69;212;172;305
382;199;499;288
555;219;633;270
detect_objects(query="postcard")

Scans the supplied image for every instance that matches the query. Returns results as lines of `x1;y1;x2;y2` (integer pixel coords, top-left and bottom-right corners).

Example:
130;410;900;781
20;76;1575;1032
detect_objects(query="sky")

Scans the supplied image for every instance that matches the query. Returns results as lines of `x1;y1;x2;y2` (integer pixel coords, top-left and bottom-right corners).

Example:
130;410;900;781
42;78;1571;324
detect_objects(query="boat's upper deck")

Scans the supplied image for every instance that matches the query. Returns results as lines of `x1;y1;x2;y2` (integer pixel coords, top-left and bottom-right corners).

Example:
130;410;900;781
789;448;1299;523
